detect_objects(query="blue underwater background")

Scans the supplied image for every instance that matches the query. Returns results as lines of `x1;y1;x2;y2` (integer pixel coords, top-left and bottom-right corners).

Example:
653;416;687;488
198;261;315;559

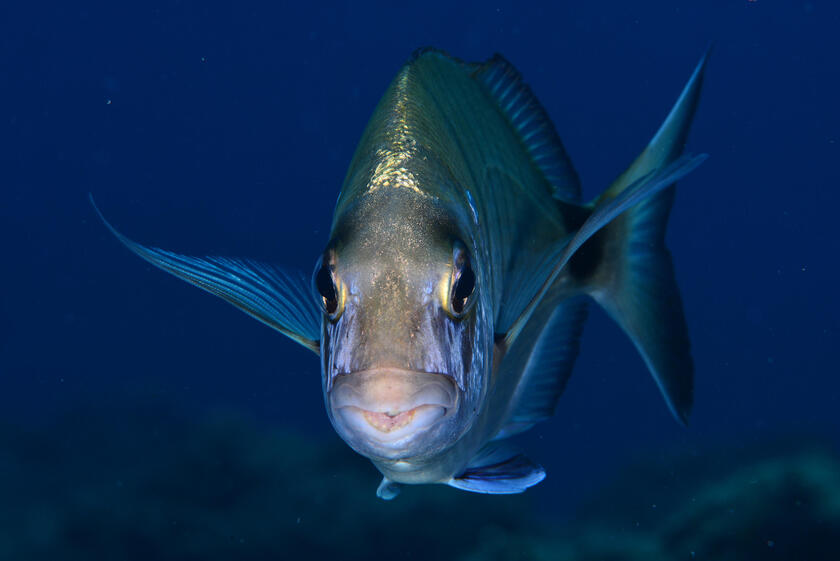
3;1;840;559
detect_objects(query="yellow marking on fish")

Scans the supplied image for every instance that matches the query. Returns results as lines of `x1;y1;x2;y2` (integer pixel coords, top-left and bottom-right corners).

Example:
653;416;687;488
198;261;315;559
367;73;430;198
438;270;452;315
368;147;426;197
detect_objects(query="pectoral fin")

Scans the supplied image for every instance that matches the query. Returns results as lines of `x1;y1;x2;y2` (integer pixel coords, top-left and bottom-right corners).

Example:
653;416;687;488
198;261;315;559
91;195;321;354
447;443;545;494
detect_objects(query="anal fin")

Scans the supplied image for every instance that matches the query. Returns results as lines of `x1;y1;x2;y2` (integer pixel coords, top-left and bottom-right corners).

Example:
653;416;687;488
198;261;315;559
494;295;588;440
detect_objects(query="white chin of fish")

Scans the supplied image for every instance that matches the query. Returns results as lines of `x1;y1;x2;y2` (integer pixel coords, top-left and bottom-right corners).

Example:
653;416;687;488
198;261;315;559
330;369;456;446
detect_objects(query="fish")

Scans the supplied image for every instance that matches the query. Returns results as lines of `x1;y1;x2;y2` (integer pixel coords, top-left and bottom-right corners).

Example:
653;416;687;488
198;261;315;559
92;48;708;499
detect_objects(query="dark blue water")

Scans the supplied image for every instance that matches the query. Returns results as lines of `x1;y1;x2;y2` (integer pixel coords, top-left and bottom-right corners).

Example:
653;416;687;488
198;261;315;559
3;1;839;559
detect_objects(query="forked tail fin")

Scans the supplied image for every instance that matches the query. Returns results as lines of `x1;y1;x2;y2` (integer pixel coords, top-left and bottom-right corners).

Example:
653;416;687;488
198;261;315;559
576;50;710;425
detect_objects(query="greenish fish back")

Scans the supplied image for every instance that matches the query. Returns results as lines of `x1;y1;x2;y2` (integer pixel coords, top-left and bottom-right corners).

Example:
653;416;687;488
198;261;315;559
333;49;578;332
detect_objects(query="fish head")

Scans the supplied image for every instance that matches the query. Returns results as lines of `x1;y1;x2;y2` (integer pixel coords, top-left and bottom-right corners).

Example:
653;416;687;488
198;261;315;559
315;188;491;463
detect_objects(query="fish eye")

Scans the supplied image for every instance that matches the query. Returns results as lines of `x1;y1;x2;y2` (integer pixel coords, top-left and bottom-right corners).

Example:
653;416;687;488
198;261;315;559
313;252;343;320
449;241;476;318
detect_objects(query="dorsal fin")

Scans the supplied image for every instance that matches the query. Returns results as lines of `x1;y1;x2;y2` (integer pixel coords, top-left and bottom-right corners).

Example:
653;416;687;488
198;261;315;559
471;55;581;203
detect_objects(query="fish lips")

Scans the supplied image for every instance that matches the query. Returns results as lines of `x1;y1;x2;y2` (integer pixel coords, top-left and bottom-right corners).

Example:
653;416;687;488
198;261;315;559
328;368;458;456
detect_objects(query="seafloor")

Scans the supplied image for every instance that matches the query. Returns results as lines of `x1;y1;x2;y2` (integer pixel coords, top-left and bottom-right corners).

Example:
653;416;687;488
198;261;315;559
2;404;836;560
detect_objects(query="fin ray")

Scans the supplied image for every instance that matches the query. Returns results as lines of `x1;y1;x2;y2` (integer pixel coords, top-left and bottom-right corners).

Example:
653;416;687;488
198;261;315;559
91;196;321;353
472;54;581;202
494;296;588;439
448;442;545;494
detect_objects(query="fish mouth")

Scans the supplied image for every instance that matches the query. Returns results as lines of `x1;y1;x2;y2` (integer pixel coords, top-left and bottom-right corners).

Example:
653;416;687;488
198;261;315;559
330;369;457;445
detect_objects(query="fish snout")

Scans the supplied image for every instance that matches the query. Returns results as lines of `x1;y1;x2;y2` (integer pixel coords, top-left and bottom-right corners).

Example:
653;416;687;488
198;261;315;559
330;369;456;446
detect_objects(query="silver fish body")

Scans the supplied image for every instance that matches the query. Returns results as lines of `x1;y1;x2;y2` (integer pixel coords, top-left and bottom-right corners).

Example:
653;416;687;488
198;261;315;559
94;48;709;497
322;54;584;485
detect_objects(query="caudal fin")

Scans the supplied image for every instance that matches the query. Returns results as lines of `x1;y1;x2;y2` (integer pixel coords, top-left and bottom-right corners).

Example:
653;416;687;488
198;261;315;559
576;50;709;425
